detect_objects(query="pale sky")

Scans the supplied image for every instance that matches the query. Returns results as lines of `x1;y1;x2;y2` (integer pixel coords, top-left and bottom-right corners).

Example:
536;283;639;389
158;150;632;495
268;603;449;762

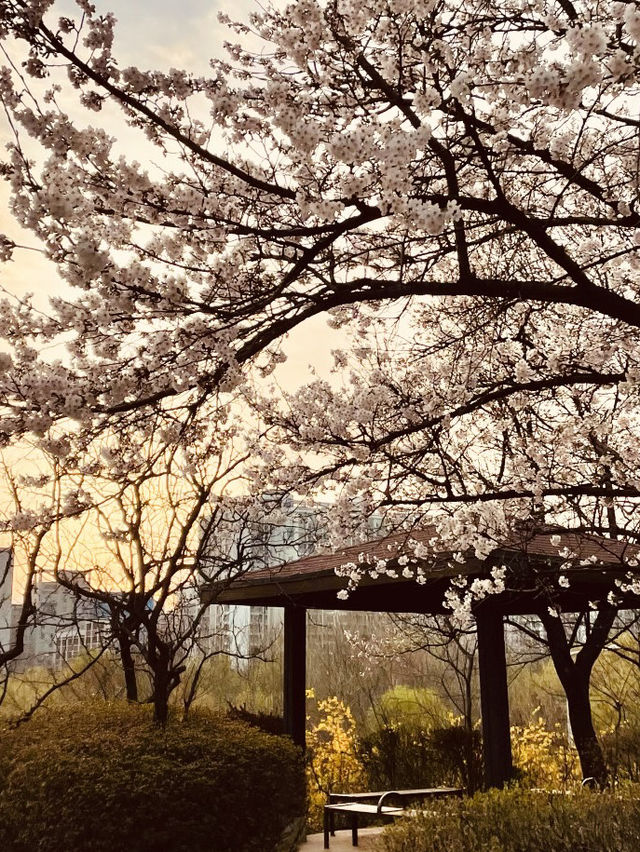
101;0;247;72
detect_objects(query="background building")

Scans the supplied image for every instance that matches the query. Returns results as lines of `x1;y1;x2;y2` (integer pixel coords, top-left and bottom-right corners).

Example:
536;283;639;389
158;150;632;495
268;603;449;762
18;574;109;669
0;549;13;656
4;496;389;671
202;496;386;664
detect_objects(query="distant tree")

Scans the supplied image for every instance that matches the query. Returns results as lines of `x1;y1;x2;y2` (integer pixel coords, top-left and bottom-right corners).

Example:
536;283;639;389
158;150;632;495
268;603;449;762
1;408;277;724
390;614;478;733
54;425;261;724
0;455;64;705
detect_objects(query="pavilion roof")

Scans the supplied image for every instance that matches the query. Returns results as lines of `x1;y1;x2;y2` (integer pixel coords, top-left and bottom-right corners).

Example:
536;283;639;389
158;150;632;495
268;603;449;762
203;527;640;616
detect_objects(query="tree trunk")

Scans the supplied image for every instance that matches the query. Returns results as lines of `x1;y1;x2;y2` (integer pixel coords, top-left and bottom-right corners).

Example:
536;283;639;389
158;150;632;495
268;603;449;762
565;679;608;786
540;607;614;788
111;613;139;703
119;634;138;703
153;664;170;726
182;652;209;719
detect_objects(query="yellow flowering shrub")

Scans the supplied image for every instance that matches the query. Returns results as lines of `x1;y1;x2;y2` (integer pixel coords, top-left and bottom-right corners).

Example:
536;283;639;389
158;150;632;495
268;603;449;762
306;695;367;830
510;714;580;789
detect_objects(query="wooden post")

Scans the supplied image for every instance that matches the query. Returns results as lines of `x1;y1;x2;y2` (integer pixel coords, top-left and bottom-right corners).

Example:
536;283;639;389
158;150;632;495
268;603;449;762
476;606;512;788
283;605;306;749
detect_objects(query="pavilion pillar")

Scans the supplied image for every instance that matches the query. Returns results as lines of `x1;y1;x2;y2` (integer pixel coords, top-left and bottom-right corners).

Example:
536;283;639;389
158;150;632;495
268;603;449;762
283;605;306;750
476;607;512;788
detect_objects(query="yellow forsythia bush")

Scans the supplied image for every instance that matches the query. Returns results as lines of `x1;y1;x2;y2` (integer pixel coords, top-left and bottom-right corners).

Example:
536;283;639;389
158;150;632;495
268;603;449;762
306;694;367;830
510;714;580;789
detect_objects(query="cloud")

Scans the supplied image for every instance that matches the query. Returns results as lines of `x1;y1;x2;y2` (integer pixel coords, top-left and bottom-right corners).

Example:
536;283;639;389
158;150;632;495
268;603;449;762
105;0;258;71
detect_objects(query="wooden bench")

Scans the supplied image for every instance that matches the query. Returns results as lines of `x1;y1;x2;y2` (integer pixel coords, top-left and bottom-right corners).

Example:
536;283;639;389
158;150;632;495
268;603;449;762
323;787;463;848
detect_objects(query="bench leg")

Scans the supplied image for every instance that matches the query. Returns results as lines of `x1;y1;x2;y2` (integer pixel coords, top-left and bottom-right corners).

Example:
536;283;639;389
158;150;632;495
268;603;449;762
323;808;330;849
351;812;358;846
327;796;335;836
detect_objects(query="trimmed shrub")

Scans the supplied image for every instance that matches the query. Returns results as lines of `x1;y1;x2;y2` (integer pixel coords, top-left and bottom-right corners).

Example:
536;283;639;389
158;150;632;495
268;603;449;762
359;722;437;789
380;786;640;852
359;723;482;792
429;725;483;793
226;702;286;735
0;702;305;852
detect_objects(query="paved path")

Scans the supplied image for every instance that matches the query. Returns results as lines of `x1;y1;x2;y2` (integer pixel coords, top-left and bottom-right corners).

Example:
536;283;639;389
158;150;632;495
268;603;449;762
300;826;384;851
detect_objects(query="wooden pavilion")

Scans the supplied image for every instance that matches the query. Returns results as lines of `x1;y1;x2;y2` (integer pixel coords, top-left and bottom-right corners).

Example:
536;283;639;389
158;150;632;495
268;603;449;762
203;527;640;788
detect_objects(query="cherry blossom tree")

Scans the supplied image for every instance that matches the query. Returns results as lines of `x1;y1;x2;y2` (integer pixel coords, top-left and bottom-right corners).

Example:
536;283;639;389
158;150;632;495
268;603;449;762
2;0;640;772
0;0;637;442
259;310;640;782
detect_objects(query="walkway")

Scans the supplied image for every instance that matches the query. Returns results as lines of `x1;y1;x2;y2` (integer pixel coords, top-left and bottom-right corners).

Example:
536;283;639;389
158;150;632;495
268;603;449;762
301;826;384;850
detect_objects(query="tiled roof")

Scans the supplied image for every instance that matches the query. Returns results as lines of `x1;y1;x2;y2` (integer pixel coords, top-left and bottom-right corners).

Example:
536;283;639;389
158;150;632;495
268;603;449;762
226;526;638;587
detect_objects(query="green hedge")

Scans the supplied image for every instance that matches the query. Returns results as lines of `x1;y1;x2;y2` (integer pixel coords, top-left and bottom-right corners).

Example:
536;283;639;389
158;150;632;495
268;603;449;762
381;787;640;852
0;703;305;852
359;723;483;793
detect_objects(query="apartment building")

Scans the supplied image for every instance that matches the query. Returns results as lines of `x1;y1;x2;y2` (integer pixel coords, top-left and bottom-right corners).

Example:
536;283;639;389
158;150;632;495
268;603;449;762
0;548;13;656
202;496;386;663
18;574;109;669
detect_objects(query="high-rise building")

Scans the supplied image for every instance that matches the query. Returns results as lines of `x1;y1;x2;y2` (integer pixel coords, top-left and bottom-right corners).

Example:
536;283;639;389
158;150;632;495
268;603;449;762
0;548;13;656
202;496;386;664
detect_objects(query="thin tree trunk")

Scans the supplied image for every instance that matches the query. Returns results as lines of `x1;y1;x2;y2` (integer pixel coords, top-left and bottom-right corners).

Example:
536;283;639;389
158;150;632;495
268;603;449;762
111;612;139;703
153;664;170;726
182;651;210;719
119;634;138;703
